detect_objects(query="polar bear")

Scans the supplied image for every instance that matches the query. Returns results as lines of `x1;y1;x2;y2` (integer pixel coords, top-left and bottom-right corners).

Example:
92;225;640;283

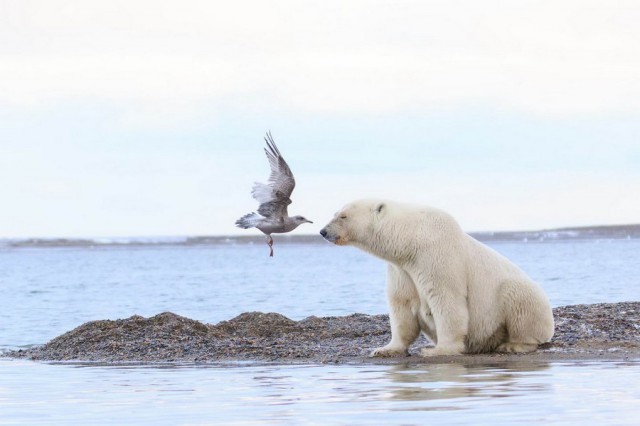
320;199;554;357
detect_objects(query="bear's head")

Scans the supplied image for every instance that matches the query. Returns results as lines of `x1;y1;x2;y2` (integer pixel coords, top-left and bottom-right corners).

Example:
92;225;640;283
319;199;387;247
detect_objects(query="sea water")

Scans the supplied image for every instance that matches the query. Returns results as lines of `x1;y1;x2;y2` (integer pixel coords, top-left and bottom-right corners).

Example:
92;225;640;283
1;239;639;424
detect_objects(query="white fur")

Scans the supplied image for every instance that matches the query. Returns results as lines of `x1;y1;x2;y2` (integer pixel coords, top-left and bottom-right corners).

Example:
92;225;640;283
321;199;554;357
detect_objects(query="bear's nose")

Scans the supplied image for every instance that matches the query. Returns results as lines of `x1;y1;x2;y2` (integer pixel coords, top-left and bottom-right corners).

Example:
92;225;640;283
320;228;328;238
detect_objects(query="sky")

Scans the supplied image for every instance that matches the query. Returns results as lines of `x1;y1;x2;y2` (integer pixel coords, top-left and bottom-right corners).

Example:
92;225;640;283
1;0;639;238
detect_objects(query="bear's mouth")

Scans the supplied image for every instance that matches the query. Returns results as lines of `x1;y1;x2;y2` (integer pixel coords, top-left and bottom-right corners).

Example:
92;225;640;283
334;237;347;245
327;235;347;245
323;234;339;244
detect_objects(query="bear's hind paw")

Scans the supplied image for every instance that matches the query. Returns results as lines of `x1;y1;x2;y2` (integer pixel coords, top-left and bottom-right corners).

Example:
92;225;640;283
420;346;464;357
370;346;409;358
496;342;539;354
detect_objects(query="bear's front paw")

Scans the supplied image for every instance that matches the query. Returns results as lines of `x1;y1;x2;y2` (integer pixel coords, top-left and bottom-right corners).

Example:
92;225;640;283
370;346;409;358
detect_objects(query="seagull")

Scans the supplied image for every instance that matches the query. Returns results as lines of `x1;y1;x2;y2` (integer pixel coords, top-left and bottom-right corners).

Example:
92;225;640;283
235;132;313;256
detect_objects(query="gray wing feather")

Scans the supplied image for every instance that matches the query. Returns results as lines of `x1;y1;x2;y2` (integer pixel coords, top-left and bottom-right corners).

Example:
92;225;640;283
263;131;296;198
257;191;291;219
254;132;296;219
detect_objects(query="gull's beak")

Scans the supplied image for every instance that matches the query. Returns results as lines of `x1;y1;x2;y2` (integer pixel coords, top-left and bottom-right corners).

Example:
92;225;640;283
306;219;313;224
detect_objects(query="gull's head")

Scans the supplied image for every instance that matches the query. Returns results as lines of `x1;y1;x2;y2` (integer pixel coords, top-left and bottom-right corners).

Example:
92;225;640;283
293;215;313;225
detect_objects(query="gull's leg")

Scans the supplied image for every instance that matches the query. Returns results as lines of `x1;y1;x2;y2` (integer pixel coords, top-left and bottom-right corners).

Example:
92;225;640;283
267;235;274;257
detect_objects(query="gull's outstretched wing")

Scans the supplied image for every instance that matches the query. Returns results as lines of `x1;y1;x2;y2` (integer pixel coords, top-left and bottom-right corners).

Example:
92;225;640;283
263;131;296;198
251;132;296;220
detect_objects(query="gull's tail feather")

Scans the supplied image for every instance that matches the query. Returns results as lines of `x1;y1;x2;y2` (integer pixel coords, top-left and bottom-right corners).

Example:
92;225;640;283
235;212;263;229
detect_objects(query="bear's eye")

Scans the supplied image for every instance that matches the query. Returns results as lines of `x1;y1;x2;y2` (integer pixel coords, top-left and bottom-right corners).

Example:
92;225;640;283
340;215;347;219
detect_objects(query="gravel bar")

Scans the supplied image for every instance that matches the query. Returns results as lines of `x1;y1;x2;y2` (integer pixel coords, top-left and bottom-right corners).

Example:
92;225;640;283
6;302;640;364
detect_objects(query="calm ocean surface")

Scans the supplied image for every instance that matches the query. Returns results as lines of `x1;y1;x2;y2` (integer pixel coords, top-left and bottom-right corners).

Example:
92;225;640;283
1;239;639;424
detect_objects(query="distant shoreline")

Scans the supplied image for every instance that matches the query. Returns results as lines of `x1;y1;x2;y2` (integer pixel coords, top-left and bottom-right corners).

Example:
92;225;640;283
3;224;640;248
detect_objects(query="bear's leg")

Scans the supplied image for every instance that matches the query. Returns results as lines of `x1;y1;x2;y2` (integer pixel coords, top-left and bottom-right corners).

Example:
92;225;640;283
371;265;420;357
495;281;551;354
419;285;468;357
495;315;543;354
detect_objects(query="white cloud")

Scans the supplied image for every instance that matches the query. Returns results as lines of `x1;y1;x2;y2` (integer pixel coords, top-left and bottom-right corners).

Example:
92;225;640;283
1;0;639;116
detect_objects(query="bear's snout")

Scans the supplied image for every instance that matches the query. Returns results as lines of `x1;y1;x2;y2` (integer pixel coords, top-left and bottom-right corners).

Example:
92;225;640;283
320;227;341;244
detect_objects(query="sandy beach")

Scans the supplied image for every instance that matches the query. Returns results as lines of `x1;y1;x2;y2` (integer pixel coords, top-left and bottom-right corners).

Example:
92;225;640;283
6;302;640;364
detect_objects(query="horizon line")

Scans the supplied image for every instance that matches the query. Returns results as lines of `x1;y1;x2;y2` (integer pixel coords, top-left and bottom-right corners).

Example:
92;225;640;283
2;223;640;244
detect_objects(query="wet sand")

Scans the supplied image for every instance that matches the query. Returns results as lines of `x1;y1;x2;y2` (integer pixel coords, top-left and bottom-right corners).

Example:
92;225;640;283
6;302;640;364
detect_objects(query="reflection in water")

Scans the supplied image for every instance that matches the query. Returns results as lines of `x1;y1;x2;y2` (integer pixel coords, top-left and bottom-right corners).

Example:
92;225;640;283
1;359;640;425
247;361;554;413
380;362;551;405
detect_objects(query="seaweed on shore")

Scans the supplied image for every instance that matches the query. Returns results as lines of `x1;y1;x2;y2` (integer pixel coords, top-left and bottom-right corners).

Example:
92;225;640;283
7;302;640;363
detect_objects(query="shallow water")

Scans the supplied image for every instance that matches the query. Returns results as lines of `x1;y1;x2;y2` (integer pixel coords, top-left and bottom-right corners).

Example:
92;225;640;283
1;240;639;424
2;359;640;425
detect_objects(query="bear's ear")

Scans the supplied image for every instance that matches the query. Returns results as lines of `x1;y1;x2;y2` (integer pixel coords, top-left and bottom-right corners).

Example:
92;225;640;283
375;202;385;214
